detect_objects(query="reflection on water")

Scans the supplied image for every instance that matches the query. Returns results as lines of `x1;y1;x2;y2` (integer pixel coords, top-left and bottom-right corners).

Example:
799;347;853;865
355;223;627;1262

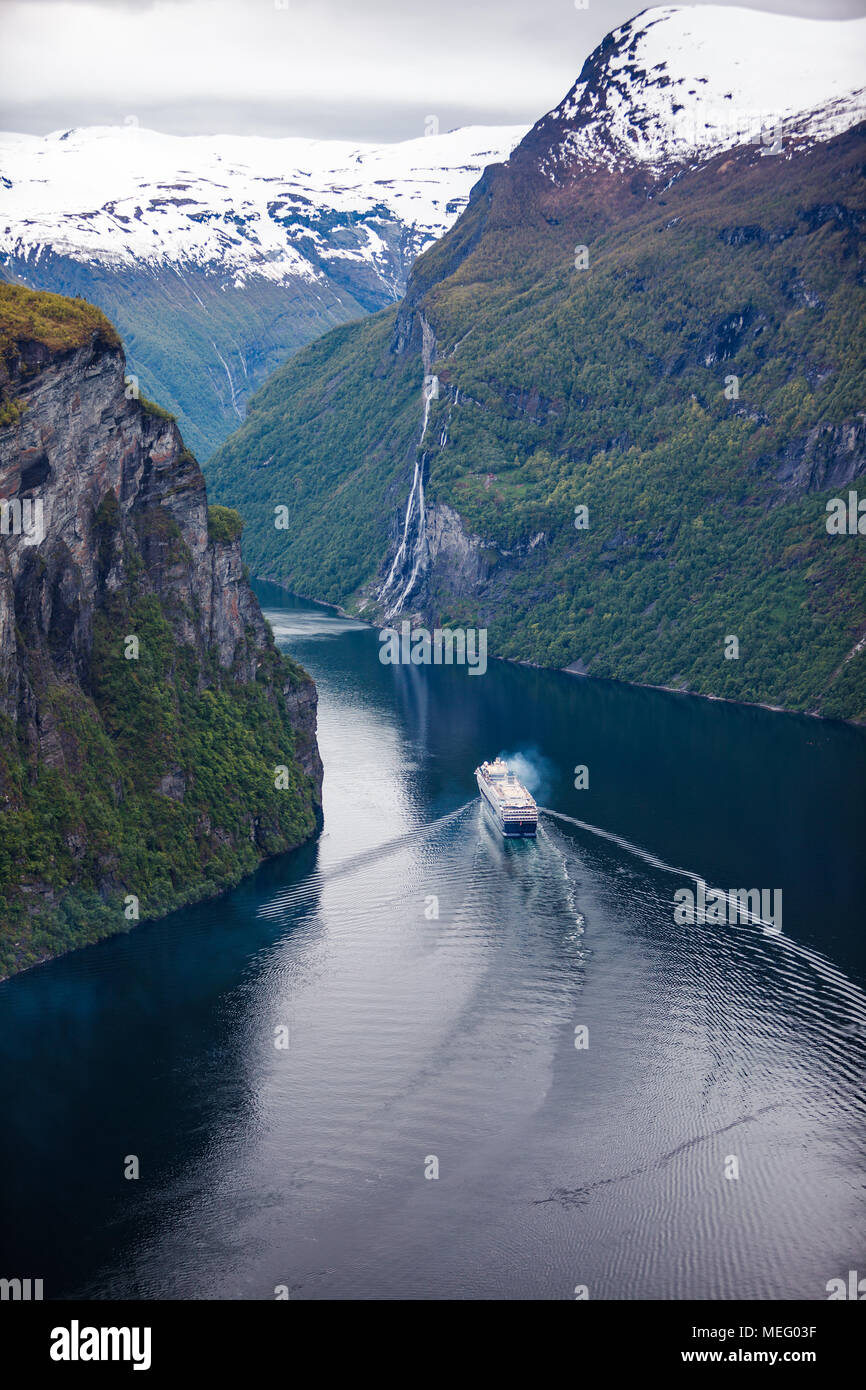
0;584;863;1300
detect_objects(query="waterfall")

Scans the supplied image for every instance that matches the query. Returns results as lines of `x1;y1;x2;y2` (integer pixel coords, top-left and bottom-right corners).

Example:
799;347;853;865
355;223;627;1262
378;375;436;617
211;340;243;419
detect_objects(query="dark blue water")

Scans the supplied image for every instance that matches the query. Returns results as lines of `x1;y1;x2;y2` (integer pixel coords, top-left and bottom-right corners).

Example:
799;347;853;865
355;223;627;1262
1;583;864;1300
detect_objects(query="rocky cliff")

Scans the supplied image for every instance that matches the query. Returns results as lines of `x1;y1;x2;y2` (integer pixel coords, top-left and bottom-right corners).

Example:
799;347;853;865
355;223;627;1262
0;284;323;978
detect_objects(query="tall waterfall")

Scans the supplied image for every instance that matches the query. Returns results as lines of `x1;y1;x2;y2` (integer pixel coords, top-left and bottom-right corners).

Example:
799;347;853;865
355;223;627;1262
378;372;436;618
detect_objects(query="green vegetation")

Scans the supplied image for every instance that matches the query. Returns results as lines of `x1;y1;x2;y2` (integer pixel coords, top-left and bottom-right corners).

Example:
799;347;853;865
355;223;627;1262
210;310;421;598
0;576;317;979
139;393;177;423
209;131;866;720
0;283;121;432
0;282;119;364
0;397;25;427
207;505;245;543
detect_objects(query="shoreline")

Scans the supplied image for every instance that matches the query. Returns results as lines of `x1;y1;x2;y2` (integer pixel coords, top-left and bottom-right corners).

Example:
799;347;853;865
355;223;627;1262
253;573;865;730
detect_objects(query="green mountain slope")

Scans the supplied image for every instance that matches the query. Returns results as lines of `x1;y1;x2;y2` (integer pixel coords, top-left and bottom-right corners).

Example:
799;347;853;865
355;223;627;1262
0;252;371;460
208;121;866;721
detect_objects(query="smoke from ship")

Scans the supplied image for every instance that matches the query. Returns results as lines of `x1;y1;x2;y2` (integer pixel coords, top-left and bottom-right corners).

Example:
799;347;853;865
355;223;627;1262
495;749;555;803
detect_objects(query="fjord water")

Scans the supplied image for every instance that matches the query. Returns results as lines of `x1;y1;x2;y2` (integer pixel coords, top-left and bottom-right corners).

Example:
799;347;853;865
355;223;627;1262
1;584;864;1301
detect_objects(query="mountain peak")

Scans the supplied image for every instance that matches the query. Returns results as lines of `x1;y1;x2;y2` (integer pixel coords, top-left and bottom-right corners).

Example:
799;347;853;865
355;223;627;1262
531;5;866;178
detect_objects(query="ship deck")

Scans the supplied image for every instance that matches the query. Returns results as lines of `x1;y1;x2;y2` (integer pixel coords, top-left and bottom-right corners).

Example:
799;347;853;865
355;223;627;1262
477;766;537;811
487;783;535;808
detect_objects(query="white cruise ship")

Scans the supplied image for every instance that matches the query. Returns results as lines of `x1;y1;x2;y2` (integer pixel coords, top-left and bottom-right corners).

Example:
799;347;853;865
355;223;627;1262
475;758;538;837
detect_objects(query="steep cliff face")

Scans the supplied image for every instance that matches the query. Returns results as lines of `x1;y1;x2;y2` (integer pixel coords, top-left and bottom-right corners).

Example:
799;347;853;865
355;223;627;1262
0;284;322;978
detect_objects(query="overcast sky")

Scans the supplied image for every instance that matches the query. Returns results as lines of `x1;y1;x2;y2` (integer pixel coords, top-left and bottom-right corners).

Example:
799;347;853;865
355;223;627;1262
1;0;864;141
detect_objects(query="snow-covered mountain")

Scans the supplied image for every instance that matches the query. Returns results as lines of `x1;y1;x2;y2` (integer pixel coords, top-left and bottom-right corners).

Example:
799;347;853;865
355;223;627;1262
0;124;526;295
530;6;866;180
0;123;525;455
2;5;863;460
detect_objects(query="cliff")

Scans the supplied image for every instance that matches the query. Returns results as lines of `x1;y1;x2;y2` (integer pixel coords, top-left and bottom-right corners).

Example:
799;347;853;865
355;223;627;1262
0;284;323;978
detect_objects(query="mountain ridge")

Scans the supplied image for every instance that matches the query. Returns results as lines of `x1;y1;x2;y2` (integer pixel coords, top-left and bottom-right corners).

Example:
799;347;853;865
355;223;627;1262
208;4;866;720
0;122;526;456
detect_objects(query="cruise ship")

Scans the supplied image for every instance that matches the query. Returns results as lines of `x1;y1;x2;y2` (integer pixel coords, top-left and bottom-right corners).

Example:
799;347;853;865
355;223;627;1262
475;758;538;837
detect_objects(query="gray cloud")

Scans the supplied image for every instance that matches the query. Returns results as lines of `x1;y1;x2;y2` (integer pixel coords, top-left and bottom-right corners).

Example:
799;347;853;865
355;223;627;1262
0;0;863;140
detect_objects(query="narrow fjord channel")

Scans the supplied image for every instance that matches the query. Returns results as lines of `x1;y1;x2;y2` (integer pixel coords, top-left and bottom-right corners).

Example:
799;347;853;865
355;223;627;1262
1;583;864;1300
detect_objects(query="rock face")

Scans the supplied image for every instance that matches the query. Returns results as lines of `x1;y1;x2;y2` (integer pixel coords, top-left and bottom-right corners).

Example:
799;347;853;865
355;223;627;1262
772;415;866;495
418;504;548;622
0;284;323;978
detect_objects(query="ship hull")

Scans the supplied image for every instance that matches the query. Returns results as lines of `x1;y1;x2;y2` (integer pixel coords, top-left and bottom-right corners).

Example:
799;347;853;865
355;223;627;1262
476;773;538;837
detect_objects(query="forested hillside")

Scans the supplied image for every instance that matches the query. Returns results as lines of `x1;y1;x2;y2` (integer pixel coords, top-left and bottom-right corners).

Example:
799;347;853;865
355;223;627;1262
208;11;866;720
